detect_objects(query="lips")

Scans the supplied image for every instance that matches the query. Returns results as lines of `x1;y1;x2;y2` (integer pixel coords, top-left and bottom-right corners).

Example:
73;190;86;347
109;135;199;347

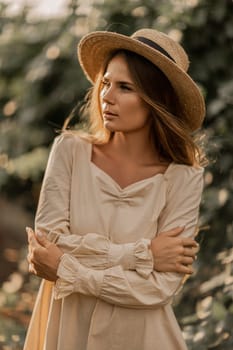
102;110;118;118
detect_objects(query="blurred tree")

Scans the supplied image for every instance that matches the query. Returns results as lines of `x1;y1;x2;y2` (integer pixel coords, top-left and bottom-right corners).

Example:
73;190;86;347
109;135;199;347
0;0;232;348
182;0;233;256
172;1;233;348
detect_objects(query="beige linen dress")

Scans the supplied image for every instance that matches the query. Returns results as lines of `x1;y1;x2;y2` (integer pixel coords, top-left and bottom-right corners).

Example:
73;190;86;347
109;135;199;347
23;133;204;350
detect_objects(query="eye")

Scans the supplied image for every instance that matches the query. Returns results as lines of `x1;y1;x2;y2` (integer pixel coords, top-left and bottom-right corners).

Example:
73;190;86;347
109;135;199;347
120;84;132;91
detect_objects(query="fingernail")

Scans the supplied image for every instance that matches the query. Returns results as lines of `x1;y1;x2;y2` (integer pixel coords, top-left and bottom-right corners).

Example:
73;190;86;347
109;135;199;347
26;227;31;233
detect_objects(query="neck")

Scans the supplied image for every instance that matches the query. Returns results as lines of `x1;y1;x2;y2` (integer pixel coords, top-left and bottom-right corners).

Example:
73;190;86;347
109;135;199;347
109;131;158;163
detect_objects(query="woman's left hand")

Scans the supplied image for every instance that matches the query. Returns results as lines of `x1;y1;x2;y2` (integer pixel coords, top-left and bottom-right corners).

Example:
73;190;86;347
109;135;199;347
26;227;63;281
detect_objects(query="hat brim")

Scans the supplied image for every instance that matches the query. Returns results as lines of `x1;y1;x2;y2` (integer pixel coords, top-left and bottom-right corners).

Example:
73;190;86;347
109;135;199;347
77;31;205;131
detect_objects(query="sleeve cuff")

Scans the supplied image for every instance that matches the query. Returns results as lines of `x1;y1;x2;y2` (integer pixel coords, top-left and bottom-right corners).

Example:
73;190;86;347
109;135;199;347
134;239;154;278
108;239;153;278
54;254;104;300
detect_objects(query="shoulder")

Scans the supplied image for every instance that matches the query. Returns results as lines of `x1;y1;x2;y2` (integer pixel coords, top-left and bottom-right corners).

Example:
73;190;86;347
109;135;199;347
166;163;204;179
47;132;92;169
165;163;204;194
52;131;91;154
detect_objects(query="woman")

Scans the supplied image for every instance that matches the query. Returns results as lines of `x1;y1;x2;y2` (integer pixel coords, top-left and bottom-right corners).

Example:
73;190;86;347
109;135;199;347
24;28;205;350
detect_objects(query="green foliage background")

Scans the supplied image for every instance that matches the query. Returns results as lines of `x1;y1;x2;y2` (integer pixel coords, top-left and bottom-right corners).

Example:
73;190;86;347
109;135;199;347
0;0;232;349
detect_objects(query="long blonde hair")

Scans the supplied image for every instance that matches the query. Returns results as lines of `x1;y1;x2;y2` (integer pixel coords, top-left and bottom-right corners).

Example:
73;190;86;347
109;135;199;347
66;50;206;166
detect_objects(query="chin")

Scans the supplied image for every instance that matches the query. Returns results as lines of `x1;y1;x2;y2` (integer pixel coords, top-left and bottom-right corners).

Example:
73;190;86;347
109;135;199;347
103;121;118;132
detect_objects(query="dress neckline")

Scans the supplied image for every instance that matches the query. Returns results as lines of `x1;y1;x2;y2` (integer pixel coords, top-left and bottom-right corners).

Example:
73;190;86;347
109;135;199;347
87;142;174;191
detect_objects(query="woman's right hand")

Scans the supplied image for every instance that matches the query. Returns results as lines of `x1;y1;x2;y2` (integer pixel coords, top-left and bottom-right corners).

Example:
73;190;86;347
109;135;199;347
150;227;199;274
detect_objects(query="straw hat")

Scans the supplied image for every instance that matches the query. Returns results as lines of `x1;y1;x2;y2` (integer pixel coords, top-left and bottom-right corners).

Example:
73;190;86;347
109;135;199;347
77;28;205;131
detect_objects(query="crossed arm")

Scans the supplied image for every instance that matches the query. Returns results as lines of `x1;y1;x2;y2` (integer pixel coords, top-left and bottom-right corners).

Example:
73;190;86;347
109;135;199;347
26;226;198;282
26;134;203;308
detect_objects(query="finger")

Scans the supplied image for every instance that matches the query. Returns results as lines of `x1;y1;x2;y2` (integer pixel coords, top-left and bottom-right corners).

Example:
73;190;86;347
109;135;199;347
176;264;194;275
182;238;199;248
160;226;185;237
26;226;34;243
27;252;32;263
29;263;37;275
27;249;39;265
27;244;32;256
183;247;196;257
182;265;194;275
26;227;35;244
35;230;51;248
26;227;38;246
180;256;194;265
192;244;200;254
26;227;44;249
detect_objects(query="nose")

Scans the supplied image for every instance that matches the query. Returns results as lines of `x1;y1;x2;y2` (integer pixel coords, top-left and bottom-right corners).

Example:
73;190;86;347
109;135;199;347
101;85;115;105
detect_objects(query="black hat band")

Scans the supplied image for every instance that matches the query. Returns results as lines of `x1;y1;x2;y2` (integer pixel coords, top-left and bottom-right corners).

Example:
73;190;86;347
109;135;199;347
135;36;176;63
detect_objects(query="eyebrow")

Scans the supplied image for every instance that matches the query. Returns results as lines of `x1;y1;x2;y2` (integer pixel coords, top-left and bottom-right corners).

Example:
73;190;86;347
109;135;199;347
102;77;134;86
118;81;134;86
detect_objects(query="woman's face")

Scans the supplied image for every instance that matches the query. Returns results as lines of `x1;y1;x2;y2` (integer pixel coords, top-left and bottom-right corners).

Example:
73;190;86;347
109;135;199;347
100;53;151;134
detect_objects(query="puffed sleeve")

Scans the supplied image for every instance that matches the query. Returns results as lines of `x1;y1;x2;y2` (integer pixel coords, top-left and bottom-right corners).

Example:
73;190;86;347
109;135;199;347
35;133;153;276
53;165;204;309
